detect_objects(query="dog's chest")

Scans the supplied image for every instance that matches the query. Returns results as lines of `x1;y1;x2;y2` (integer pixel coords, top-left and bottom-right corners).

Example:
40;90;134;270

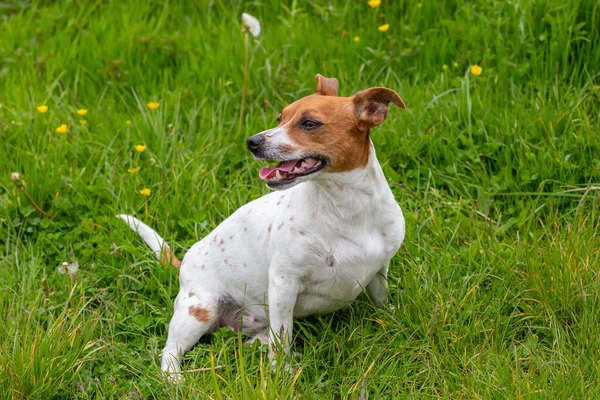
290;200;403;315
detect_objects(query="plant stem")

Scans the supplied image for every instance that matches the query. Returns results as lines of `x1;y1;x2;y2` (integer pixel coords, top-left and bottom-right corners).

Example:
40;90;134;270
236;31;249;137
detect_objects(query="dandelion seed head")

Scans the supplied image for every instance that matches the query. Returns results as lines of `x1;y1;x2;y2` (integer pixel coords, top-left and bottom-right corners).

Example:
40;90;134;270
242;13;261;37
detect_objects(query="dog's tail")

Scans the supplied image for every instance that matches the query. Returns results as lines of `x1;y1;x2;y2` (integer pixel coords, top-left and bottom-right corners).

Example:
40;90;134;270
116;214;181;267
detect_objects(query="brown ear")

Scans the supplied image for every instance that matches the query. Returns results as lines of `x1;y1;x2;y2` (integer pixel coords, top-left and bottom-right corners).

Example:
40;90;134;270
315;74;339;96
352;87;405;132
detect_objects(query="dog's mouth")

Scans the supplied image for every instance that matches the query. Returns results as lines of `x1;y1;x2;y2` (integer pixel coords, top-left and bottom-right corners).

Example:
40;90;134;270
259;157;326;185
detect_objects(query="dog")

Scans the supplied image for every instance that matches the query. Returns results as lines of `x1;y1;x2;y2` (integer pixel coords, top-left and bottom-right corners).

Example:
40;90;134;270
118;74;406;376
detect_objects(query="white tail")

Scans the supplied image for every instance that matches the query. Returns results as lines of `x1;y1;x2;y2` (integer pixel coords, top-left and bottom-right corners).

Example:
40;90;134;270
117;214;181;267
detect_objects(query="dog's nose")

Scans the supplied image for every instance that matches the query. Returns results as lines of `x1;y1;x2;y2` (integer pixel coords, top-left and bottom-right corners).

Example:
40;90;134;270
246;135;264;152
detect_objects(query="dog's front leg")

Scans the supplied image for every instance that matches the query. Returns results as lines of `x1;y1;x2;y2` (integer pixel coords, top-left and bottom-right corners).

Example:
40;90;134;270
366;264;389;308
267;268;300;360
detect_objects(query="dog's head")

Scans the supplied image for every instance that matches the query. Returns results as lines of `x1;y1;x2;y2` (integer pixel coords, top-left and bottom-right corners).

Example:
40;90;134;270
247;74;405;190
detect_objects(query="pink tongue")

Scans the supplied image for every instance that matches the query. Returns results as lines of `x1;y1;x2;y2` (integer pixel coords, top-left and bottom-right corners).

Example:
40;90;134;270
259;160;299;180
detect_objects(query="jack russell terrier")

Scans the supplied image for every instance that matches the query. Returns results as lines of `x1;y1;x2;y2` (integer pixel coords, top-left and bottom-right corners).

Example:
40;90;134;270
118;74;406;375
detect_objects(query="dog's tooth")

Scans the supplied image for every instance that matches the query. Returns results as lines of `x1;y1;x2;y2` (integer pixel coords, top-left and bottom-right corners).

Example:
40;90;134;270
275;170;282;180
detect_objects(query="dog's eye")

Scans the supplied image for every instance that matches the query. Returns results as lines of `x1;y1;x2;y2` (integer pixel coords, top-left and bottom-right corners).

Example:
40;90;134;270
276;115;282;124
300;119;321;130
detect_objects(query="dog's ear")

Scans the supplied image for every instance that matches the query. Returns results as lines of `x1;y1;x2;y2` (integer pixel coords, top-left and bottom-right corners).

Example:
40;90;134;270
314;74;339;96
352;87;405;132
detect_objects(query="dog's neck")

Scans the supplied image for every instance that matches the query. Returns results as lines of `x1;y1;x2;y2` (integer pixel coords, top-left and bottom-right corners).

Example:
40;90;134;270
303;142;394;219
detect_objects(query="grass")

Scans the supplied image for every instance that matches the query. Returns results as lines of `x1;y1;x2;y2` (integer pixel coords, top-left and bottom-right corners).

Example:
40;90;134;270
0;0;599;398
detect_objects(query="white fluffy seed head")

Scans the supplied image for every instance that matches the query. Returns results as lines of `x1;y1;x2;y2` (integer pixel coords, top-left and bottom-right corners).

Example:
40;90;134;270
242;13;261;37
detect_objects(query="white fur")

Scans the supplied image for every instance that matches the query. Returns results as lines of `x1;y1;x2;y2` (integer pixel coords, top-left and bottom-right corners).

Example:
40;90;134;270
119;141;404;376
116;214;170;260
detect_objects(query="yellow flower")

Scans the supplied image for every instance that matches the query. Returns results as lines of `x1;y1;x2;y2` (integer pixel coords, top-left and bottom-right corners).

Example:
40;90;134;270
128;166;141;174
126;120;132;125
134;145;146;153
353;36;360;42
378;24;389;32
470;65;483;76
80;120;87;125
442;64;449;71
37;105;48;113
453;62;459;67
147;102;160;110
368;0;381;8
56;124;68;134
77;109;88;116
417;3;422;7
139;188;151;197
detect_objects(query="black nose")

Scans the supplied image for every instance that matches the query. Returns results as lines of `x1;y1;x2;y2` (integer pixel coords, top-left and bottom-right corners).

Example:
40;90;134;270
246;135;264;151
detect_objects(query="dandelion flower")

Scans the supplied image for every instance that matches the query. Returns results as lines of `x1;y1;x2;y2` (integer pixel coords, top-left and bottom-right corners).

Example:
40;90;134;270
80;120;87;125
241;13;261;37
470;65;483;76
128;166;141;174
147;102;160;110
139;188;151;197
58;261;68;275
418;3;422;7
56;124;68;134
37;105;48;113
58;261;79;275
443;64;449;71
378;24;389;32
77;109;88;116
126;120;132;125
134;145;146;153
353;36;360;42
368;0;381;8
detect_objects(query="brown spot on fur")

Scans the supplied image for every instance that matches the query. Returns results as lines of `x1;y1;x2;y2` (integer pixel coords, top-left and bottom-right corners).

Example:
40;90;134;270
188;305;212;322
382;232;387;237
189;292;196;297
201;265;206;270
221;248;225;252
268;224;272;232
278;223;284;230
277;202;281;205
219;239;224;246
289;216;294;221
160;247;182;267
224;258;228;264
299;231;305;235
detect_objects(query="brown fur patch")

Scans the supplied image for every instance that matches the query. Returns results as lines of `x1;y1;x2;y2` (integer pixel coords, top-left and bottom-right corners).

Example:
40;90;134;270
268;224;272;232
188;305;212;322
160;247;182;267
189;292;195;297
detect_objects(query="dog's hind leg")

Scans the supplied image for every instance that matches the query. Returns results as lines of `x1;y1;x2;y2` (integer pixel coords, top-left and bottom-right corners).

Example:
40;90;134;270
161;291;218;376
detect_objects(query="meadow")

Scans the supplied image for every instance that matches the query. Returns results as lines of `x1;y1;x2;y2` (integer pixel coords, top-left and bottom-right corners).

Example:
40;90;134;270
1;0;599;398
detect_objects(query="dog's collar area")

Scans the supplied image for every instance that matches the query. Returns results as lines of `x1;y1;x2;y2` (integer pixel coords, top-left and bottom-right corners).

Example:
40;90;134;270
259;157;325;183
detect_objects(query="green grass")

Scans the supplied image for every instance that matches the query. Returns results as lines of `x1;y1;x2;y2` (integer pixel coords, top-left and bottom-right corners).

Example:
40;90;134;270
1;0;599;398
